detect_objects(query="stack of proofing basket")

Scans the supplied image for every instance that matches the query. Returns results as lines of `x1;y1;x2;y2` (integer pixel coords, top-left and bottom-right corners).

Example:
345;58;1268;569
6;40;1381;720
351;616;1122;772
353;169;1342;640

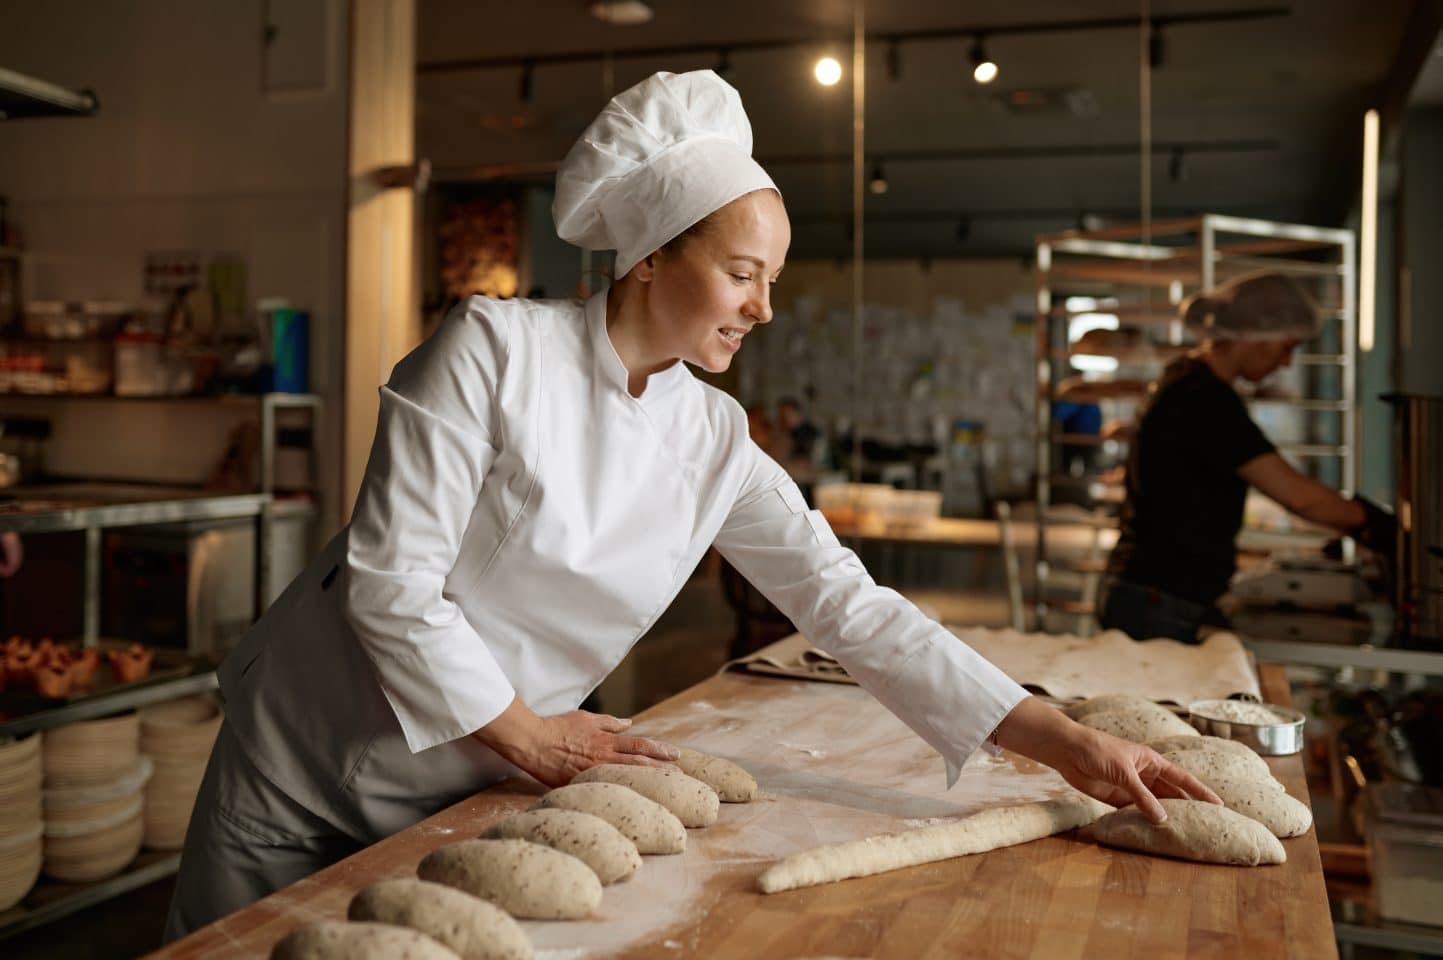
138;697;221;850
41;714;151;882
0;733;43;909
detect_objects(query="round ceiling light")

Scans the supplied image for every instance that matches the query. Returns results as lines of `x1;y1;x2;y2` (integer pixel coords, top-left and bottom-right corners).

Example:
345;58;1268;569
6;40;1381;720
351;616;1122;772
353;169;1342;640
588;1;654;26
814;56;843;86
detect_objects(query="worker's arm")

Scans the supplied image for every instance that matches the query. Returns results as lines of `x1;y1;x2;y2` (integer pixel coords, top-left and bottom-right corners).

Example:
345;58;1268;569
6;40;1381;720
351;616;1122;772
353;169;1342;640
1238;451;1366;532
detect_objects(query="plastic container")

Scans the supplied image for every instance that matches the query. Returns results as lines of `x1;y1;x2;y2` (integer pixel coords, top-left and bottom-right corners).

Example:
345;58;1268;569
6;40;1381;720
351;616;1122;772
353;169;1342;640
814;482;895;533
22;300;132;340
887;489;943;529
1366;782;1443;927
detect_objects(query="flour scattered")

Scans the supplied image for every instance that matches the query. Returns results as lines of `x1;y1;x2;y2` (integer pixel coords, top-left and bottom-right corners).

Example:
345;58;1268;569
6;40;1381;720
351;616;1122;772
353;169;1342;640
778;741;826;758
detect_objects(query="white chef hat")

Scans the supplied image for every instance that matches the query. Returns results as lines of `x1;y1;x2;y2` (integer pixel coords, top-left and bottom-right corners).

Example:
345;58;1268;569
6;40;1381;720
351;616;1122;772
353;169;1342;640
552;69;779;279
1182;271;1322;341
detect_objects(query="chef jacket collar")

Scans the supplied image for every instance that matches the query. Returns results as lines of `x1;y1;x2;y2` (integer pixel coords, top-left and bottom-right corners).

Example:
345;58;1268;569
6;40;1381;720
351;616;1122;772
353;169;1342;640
586;286;689;405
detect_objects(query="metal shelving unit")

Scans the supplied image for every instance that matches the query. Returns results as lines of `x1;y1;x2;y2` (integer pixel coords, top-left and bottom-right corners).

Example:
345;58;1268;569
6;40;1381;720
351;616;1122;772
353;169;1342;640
1032;214;1358;630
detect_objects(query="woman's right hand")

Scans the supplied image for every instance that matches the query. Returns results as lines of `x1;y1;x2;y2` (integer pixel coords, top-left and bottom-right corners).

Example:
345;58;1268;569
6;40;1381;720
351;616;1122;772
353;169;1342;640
473;696;678;788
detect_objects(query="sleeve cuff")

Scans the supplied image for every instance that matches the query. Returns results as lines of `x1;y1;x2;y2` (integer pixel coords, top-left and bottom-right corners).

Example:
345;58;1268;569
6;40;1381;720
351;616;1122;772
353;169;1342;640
373;638;518;754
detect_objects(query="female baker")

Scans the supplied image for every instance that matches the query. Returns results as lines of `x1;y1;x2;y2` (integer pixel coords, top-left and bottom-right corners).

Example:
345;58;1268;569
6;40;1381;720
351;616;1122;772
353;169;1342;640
165;70;1217;939
1099;271;1395;642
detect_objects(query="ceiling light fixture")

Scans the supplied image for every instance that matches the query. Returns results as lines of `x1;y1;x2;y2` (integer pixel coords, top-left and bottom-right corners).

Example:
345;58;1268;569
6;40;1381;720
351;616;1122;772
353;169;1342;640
955;217;972;242
518;59;535;102
886;39;901;81
814;56;843;86
1168;146;1186;183
588;1;654;26
1360;108;1379;352
1148;20;1168;69
716;48;732;79
970;35;998;84
868;162;889;195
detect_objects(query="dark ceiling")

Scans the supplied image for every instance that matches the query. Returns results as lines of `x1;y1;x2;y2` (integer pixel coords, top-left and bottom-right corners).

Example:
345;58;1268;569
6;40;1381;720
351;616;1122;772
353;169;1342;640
417;0;1420;259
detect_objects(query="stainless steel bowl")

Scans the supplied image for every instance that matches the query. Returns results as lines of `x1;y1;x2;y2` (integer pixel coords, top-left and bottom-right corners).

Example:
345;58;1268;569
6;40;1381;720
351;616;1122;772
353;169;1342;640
1186;699;1306;756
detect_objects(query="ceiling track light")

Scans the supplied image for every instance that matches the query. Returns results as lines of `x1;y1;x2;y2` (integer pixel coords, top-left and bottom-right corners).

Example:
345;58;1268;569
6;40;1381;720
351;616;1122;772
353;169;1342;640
970;35;997;85
1168;146;1186;183
868;161;889;195
716;48;732;78
518;58;535;103
955;217;972;242
886;39;901;81
1149;19;1167;69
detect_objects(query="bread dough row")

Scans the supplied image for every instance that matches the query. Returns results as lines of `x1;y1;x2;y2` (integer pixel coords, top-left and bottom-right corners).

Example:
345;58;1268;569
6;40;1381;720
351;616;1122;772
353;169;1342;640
272;745;752;959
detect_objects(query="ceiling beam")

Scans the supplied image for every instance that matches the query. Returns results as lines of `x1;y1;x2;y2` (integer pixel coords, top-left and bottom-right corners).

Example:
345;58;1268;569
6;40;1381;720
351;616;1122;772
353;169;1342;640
418;7;1290;74
430;139;1278;184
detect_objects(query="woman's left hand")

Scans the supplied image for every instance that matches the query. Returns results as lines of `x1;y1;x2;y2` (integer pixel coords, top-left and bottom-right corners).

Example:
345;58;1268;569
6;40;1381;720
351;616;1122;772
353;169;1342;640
994;696;1221;823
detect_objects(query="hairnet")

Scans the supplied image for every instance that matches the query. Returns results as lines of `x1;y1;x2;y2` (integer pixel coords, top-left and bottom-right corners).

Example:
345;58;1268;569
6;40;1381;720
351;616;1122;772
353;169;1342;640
1181;271;1322;341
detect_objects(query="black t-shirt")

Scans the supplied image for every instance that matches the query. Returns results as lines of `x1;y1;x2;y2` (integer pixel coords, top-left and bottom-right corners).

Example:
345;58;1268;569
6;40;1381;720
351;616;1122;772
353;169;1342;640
1106;356;1276;606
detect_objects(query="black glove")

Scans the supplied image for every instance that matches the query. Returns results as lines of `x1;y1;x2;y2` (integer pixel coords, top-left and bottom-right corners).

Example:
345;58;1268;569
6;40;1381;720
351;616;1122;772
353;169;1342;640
1351;494;1398;560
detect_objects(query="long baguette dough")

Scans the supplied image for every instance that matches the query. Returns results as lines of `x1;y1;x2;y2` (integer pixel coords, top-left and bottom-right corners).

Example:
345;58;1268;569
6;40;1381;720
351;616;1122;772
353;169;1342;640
757;795;1110;894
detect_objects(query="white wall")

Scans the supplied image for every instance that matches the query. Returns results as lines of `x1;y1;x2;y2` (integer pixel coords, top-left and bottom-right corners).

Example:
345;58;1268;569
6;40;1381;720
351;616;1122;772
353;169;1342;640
0;0;349;525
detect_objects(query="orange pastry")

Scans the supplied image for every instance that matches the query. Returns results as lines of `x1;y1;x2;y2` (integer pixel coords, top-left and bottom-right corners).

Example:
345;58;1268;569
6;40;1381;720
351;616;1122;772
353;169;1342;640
34;663;72;698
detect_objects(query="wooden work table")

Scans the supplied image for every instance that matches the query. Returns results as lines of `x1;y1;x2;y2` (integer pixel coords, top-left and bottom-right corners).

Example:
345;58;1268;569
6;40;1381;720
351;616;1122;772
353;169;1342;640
154;662;1333;959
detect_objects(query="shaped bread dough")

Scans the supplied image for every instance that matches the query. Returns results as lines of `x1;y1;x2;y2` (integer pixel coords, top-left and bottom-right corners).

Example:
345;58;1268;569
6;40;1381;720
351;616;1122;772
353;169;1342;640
271;921;459;959
1148;734;1260;764
1202;774;1313;838
347;879;531;960
483;809;640;884
416;839;601;920
536;782;687;854
1159;743;1273;783
1088;798;1286;865
674;747;757;802
757;795;1110;894
1080;706;1198;743
1065;693;1173;721
572;763;719;827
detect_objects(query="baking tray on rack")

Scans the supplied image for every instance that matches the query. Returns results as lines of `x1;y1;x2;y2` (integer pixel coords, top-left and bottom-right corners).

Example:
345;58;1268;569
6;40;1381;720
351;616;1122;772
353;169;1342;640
0;643;198;721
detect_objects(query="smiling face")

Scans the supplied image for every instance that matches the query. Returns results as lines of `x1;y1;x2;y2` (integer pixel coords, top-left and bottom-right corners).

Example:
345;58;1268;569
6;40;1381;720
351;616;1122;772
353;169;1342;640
632;189;791;373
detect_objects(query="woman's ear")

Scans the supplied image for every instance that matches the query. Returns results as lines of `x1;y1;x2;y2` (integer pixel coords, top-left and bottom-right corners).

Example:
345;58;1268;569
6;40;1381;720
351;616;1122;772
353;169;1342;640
632;252;658;283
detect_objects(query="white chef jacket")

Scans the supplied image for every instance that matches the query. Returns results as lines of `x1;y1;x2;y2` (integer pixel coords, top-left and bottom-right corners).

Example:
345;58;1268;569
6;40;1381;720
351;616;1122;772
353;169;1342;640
217;289;1027;842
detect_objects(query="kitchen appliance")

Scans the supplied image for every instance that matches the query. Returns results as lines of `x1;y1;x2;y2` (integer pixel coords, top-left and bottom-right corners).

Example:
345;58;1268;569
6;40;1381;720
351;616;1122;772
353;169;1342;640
1386;394;1443;642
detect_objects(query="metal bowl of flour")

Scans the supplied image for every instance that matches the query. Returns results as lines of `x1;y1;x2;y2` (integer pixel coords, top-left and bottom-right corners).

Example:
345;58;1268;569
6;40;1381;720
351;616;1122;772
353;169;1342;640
1186;698;1306;756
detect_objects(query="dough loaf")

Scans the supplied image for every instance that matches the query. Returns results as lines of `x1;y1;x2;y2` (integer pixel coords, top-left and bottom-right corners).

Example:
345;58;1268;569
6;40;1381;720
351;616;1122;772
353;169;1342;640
674;747;757;802
536;782;687;854
417;839;601;920
1087;798;1285;865
1204;774;1313;838
271;921;459;960
1065;693;1171;721
572;763;719;827
483;808;640;884
1148;734;1259;764
347;879;532;960
757;795;1110;894
1159;743;1272;783
1080;706;1198;743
